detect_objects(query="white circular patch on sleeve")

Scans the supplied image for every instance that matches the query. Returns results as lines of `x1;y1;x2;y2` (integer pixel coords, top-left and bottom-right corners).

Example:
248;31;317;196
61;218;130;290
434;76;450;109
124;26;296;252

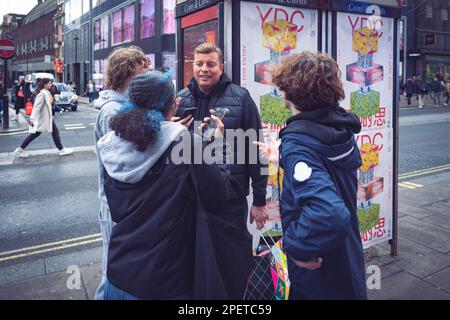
293;162;312;182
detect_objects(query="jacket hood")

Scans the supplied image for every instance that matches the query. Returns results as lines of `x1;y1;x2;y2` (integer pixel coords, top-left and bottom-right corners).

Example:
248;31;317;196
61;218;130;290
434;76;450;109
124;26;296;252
94;89;128;110
97;121;187;184
279;106;362;170
188;73;232;98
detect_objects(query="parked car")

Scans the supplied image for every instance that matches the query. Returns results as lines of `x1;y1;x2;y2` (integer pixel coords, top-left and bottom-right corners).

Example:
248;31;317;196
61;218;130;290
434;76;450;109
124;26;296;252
54;82;78;111
26;73;55;93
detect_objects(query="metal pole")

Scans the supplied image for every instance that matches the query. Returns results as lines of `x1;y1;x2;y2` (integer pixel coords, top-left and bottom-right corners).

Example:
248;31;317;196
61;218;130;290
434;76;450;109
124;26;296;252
2;59;9;129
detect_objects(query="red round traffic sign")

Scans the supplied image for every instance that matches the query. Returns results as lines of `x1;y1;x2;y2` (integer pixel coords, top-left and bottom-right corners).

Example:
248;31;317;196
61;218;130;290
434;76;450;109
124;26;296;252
0;39;17;59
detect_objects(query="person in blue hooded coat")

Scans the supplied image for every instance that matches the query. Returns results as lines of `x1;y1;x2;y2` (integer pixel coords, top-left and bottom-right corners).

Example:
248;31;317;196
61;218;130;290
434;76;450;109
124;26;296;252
258;51;367;299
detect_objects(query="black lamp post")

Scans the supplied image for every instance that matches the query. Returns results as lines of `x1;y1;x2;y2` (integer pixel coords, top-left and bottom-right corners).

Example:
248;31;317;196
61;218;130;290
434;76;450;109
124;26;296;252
74;35;79;63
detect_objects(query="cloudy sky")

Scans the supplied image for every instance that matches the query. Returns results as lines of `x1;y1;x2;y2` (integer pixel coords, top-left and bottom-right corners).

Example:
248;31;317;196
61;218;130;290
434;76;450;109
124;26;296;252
0;0;38;20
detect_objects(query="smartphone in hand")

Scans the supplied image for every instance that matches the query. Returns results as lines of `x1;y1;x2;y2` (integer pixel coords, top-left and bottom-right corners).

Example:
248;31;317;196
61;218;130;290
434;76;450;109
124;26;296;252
203;107;229;140
181;107;197;119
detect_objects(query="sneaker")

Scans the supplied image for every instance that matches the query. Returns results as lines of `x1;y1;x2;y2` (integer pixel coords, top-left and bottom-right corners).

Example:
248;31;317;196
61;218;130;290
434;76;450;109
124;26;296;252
59;110;64;115
418;105;423;109
58;148;73;156
14;147;29;158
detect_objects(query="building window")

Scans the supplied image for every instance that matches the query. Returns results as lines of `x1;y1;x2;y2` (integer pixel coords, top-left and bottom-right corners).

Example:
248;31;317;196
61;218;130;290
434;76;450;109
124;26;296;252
83;0;90;14
146;54;155;70
112;5;135;45
94;59;107;90
112;10;122;45
64;1;71;25
425;5;433;19
442;8;449;21
95;16;109;50
141;0;155;39
124;5;135;42
163;0;176;34
162;51;176;81
93;0;106;8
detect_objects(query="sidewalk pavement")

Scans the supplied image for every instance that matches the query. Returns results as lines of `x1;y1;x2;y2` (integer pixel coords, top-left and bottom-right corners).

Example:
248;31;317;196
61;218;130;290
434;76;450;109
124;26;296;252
0;107;30;135
0;169;449;300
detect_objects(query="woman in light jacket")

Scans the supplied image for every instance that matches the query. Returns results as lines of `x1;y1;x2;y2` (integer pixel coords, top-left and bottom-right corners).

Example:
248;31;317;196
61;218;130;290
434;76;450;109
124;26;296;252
14;78;73;158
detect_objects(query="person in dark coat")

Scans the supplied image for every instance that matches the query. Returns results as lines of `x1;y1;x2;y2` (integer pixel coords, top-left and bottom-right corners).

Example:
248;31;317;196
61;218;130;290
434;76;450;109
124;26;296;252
97;71;232;299
404;77;415;106
176;43;268;299
431;75;443;107
258;51;367;300
13;76;31;121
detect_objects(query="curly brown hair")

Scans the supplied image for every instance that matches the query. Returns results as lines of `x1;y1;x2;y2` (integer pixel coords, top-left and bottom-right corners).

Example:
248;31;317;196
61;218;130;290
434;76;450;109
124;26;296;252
271;51;345;111
105;46;151;91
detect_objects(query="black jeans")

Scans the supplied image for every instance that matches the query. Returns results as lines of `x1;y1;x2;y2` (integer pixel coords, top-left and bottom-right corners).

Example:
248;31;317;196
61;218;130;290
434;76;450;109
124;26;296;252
20;120;63;150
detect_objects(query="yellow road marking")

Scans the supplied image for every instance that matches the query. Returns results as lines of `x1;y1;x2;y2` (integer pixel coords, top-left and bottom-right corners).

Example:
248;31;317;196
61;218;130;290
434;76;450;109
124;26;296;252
399;164;450;180
401;181;424;188
0;233;101;257
0;238;102;263
398;183;416;189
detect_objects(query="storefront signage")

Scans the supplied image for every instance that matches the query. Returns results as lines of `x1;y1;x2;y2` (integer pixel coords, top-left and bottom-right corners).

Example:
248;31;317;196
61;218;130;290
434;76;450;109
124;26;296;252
332;0;401;18
176;0;219;17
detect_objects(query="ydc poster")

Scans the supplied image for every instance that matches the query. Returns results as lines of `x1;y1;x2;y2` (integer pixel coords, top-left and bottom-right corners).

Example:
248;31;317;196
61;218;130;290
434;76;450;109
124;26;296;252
337;12;394;248
240;1;318;239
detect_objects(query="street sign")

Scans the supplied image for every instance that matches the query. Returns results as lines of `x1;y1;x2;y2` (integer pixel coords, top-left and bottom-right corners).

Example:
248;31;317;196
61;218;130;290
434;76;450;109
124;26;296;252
0;39;16;59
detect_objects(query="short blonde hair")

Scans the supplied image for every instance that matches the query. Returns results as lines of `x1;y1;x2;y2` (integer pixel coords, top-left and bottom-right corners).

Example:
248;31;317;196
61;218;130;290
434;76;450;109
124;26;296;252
105;46;151;91
194;43;223;63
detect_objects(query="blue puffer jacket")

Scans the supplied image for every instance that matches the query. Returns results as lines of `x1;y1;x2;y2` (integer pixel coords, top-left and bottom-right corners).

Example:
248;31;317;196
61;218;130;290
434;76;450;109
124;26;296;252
279;106;367;300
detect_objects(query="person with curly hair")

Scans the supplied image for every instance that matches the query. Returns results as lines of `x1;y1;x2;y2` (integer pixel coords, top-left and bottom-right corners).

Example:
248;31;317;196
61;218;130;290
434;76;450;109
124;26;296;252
97;71;232;299
255;51;367;299
93;46;150;300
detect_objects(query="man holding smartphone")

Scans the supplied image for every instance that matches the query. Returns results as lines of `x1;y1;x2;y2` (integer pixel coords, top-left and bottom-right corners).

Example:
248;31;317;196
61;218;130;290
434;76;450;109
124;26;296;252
176;43;269;299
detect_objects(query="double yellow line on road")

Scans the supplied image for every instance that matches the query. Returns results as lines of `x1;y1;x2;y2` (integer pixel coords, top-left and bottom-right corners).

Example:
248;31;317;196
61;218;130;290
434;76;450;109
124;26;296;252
0;233;102;263
398;163;450;180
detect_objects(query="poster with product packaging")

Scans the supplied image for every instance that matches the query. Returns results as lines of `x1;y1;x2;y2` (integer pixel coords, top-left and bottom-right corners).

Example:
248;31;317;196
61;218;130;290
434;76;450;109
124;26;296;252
336;12;394;248
240;1;318;240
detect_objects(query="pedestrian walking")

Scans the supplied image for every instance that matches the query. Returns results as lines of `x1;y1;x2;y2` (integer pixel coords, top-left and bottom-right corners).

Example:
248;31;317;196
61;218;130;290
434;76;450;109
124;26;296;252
176;43;268;299
13;76;31;121
256;51;367;300
97;71;232;300
414;76;426;108
405;77;415;106
431;75;443;107
14;78;73;158
445;77;450;106
86;80;95;104
93;46;151;300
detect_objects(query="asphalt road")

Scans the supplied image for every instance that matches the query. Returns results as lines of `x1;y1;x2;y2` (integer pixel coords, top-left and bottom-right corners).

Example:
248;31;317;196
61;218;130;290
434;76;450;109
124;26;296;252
0;104;99;153
0;104;449;268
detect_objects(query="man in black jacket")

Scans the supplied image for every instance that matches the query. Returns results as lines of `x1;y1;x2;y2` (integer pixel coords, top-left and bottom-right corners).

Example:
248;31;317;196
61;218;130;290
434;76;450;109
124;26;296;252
176;43;269;298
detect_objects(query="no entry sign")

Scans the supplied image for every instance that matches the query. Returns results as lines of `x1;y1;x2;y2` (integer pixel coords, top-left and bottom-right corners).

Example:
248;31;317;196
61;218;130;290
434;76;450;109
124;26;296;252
0;39;17;59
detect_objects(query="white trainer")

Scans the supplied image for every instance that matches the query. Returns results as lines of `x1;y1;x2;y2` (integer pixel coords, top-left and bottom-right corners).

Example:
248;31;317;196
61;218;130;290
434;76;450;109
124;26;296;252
58;148;74;156
14;147;29;158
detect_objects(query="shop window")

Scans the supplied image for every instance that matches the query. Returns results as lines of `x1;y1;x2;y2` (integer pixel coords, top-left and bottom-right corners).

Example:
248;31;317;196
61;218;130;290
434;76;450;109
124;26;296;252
141;0;155;39
163;0;176;34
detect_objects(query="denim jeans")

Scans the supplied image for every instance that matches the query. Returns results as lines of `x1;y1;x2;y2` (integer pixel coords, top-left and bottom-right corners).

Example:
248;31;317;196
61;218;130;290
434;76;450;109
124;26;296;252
104;279;192;300
94;202;114;300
